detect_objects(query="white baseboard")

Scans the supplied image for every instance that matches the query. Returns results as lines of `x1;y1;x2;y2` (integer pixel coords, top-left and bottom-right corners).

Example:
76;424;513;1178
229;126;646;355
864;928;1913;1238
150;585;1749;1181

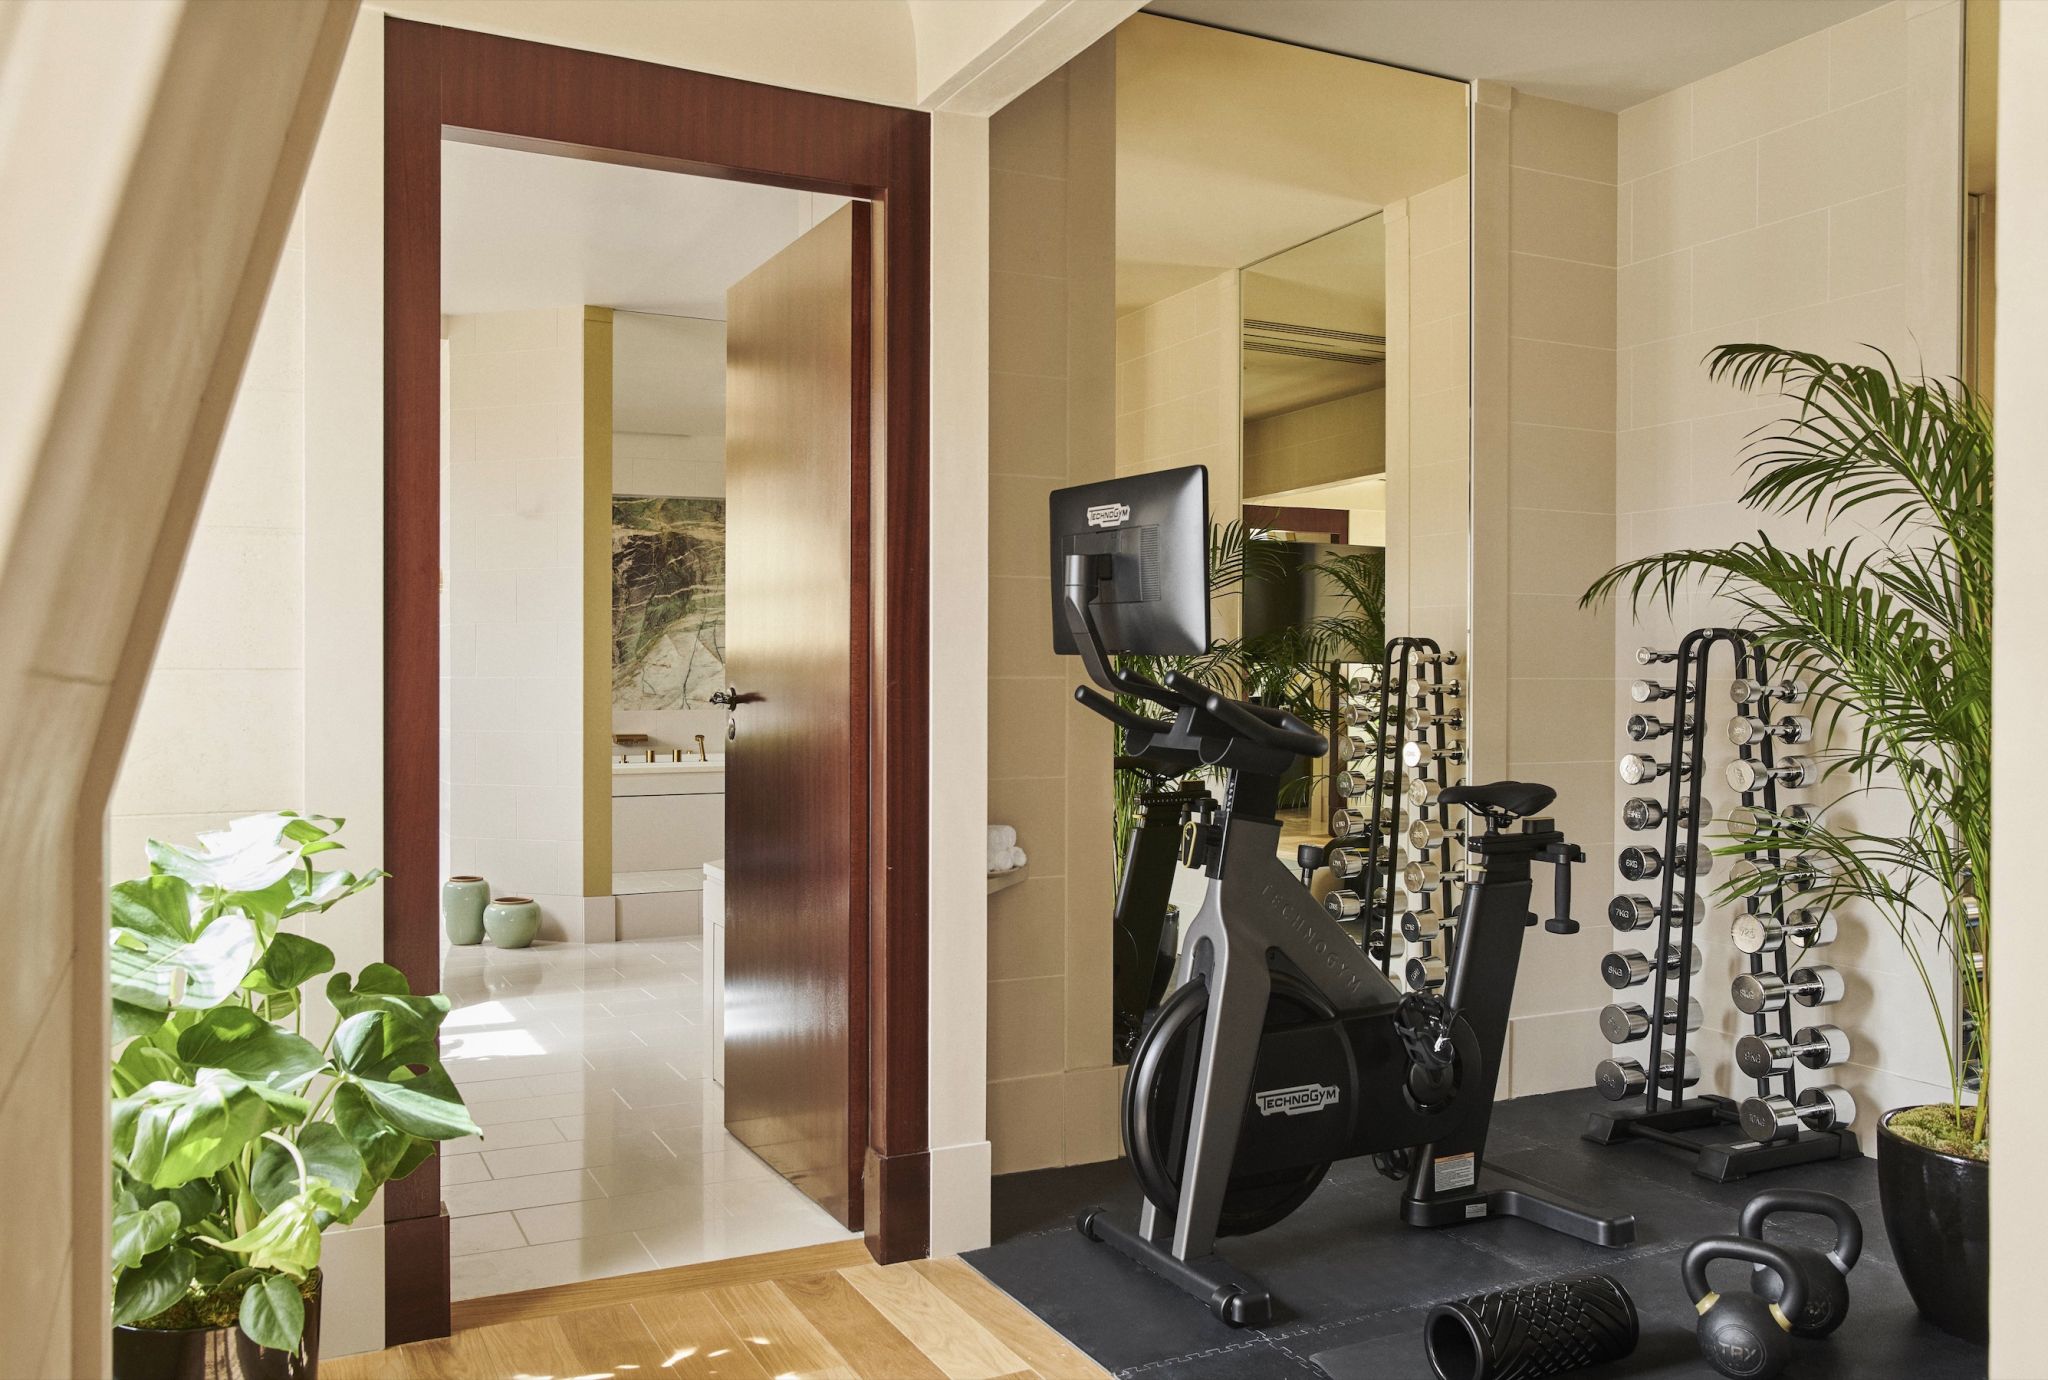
928;1138;993;1256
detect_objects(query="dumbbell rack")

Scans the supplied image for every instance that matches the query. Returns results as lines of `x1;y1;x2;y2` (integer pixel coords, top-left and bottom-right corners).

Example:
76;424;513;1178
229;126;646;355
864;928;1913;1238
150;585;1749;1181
1341;636;1463;984
1583;627;1861;1181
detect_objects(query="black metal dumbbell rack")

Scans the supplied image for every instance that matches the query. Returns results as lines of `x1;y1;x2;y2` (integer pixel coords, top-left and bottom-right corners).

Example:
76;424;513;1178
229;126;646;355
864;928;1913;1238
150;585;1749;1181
1341;636;1463;983
1583;627;1861;1181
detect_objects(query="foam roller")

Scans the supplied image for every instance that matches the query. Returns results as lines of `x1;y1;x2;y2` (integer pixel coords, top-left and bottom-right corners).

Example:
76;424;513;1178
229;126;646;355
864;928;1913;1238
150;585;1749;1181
1424;1272;1639;1380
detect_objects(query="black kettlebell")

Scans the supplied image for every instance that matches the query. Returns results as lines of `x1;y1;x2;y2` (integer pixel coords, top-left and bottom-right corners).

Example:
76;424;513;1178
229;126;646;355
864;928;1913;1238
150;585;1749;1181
1684;1236;1807;1380
1737;1187;1861;1337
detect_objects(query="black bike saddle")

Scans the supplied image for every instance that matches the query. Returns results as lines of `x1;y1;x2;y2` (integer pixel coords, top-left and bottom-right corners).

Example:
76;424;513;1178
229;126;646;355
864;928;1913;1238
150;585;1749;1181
1439;780;1557;820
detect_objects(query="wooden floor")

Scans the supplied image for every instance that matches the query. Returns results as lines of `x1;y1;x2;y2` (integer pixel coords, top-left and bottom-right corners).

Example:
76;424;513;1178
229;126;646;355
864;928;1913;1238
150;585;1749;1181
325;1241;1108;1380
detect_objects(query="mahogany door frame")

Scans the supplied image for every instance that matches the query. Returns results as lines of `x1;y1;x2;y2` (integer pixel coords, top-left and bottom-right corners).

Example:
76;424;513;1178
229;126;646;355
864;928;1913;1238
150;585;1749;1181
383;18;929;1346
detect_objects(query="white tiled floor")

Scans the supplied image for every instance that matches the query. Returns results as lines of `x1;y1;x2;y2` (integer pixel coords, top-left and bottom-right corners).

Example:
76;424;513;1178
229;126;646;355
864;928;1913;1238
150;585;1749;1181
439;936;859;1301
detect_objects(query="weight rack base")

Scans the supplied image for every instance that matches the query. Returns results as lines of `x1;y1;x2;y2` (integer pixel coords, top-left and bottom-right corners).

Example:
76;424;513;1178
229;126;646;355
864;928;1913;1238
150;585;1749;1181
1583;1095;1863;1182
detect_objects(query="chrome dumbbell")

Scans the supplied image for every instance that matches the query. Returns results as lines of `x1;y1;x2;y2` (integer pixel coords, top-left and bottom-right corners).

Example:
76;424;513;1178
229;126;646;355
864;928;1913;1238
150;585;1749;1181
1334;769;1376;797
1738;1085;1857;1143
1409;676;1462;698
1629;678;1679;704
1327;845;1371;880
1404;742;1466;769
1635;647;1682;665
1414;650;1461;667
1406;954;1448;992
1600;943;1703;990
1343;722;1399;751
1621;795;1715;831
1625;712;1693;742
1346;668;1383;693
1596;1048;1701;1101
1620;751;1693;785
1729;856;1829;900
1608;893;1678;933
1407;707;1464;731
1403;860;1448;893
1727;714;1814;747
1726;755;1820;793
1735;1024;1851;1078
1330;807;1369;837
1731;964;1845;1015
1731;678;1804;709
1407;777;1444;809
1618;843;1713;882
1730;907;1838;955
1401;910;1451;943
1325;891;1369;922
1599;995;1704;1045
1407;818;1465;850
1727;802;1814;844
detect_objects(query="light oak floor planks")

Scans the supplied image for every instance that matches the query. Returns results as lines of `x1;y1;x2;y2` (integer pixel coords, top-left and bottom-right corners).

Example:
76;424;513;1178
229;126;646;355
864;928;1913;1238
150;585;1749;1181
324;1248;1110;1380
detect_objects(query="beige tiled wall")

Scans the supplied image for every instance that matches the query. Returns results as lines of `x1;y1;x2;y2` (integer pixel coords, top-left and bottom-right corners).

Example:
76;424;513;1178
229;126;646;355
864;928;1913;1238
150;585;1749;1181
1244;389;1386;498
986;43;1124;1176
1114;271;1242;516
1496;96;1621;1093
1610;0;1964;1141
1384;176;1472;651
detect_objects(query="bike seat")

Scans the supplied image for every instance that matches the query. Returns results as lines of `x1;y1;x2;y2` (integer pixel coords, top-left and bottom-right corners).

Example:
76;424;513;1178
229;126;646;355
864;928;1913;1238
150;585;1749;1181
1439;780;1556;819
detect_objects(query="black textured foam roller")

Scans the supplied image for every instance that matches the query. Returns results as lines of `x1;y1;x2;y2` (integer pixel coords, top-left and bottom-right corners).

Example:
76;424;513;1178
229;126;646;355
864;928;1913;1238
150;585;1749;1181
1423;1272;1639;1380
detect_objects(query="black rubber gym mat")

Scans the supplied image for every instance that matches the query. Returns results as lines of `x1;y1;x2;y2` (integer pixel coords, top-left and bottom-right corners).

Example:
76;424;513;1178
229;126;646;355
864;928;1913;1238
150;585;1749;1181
965;1088;1986;1380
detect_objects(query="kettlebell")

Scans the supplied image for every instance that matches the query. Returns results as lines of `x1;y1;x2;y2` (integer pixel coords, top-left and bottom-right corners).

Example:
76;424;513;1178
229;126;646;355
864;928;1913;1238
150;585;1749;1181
1737;1187;1861;1337
1684;1236;1807;1380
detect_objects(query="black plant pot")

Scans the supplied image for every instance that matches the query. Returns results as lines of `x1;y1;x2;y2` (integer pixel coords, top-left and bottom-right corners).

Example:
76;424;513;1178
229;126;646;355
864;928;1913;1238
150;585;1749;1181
113;1284;320;1380
1877;1107;1988;1344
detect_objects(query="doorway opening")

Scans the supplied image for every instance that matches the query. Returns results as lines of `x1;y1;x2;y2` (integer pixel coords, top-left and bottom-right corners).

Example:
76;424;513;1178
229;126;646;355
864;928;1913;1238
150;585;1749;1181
385;18;931;1346
435;145;866;1302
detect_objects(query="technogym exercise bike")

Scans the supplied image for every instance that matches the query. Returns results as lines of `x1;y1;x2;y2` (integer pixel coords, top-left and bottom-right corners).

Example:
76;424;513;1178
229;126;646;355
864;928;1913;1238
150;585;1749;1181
1050;466;1633;1325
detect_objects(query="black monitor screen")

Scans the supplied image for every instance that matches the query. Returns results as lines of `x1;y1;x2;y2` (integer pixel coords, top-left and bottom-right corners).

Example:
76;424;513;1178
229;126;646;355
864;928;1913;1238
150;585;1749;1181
1048;465;1209;656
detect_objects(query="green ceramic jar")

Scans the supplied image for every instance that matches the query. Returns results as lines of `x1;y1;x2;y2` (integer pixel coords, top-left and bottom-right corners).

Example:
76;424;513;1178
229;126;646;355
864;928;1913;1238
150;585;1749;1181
442;875;489;945
484;896;542;949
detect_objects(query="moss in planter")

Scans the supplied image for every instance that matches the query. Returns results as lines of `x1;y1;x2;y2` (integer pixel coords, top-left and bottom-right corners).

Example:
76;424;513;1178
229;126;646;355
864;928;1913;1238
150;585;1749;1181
129;1271;320;1334
1888;1105;1988;1162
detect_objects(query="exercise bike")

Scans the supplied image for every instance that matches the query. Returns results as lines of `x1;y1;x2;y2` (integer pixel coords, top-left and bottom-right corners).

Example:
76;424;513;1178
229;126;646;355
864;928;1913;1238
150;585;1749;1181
1050;466;1634;1326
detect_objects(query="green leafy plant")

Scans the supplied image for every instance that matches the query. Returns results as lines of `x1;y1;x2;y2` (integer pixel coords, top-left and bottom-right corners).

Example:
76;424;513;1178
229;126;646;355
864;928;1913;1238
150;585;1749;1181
1110;523;1386;875
1583;344;1991;1154
110;813;479;1351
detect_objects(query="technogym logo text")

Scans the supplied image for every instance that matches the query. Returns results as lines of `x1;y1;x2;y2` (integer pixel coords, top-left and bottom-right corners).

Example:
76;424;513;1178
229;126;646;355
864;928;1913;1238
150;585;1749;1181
1253;1083;1341;1117
1085;502;1131;528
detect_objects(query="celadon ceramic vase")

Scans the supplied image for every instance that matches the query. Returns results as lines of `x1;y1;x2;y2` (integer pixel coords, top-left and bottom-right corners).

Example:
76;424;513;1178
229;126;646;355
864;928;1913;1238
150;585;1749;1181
442;875;489;946
484;896;542;949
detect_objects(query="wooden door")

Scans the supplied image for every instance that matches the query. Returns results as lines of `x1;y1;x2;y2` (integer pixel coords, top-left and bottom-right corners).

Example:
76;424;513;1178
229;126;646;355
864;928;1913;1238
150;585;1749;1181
721;203;869;1228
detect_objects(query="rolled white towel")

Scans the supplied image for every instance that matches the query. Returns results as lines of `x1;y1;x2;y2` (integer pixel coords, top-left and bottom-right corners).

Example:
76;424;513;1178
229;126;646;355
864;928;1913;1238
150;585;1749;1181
987;839;1032;872
988;824;1017;853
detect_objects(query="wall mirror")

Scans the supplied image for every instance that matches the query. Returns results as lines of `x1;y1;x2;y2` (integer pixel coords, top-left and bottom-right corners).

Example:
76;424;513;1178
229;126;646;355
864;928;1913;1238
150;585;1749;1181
1110;13;1470;944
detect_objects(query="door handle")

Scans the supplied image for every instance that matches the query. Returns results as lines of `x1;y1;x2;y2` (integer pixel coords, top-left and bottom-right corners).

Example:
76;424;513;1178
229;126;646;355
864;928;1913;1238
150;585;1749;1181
709;686;739;706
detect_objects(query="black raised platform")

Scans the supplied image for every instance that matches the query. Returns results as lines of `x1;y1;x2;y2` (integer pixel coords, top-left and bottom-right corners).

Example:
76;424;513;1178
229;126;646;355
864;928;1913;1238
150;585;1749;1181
964;1088;1985;1379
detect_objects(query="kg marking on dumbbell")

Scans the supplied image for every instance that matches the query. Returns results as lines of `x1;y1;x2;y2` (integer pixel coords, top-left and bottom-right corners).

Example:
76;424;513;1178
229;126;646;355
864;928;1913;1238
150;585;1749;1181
1735;1024;1851;1078
1407;818;1465;850
1608;893;1683;932
1400;910;1451;943
1731;964;1844;1015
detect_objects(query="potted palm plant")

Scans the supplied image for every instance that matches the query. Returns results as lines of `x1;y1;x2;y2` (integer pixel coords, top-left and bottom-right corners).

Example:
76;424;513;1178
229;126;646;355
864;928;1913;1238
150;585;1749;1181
1584;345;1991;1341
110;813;480;1378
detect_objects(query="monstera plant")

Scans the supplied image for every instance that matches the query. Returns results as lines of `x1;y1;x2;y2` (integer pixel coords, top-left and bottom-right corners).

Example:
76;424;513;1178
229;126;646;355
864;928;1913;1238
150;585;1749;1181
110;813;476;1365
